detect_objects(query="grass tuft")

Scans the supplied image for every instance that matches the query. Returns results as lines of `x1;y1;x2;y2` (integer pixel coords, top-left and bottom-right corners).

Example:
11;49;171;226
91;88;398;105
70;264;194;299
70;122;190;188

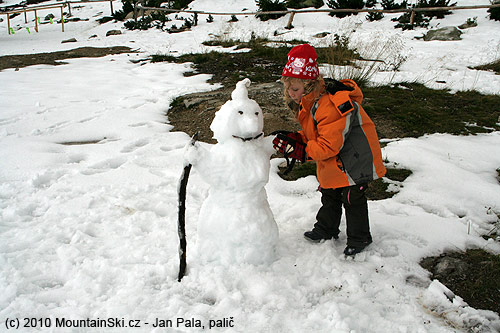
363;83;500;138
472;58;500;75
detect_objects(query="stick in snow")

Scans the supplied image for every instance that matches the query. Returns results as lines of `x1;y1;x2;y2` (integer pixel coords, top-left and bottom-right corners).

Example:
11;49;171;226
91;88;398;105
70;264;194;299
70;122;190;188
178;132;198;282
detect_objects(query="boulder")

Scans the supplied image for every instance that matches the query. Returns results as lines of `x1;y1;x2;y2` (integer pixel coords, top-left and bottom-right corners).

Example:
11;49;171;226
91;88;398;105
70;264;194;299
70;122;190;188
423;26;462;41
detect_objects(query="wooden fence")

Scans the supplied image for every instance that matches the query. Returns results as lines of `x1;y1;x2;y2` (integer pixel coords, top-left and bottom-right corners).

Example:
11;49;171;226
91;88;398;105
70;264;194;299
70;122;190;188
1;0;117;34
135;3;500;29
2;1;500;35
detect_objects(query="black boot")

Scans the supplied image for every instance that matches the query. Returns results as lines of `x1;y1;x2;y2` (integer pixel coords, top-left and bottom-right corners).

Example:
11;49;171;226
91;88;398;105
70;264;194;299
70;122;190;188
343;241;371;256
304;230;338;243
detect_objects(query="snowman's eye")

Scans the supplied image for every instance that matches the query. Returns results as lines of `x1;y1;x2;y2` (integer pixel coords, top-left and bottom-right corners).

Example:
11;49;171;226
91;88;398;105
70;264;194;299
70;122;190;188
238;111;243;115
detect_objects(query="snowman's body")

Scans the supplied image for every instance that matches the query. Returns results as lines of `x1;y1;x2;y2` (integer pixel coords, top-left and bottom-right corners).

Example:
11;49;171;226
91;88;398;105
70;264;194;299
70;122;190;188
186;79;278;265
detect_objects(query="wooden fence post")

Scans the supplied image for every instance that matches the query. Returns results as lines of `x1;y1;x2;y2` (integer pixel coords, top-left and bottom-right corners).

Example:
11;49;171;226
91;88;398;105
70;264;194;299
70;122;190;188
410;9;415;25
35;9;38;31
286;12;295;29
61;6;65;32
7;13;11;35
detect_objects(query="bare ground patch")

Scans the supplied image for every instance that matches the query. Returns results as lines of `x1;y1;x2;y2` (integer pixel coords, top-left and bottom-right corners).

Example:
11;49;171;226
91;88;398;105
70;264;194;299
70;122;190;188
0;46;136;71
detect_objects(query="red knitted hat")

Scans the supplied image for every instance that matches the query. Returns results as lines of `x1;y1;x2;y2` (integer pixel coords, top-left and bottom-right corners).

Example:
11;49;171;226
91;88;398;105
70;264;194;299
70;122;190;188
282;44;319;79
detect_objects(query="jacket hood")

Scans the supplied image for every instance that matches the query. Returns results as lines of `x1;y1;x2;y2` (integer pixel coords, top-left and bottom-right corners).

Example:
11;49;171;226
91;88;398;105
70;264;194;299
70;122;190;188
335;79;363;104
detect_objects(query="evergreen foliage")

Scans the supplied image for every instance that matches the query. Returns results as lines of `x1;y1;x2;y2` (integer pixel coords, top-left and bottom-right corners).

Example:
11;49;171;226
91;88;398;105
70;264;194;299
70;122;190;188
417;0;456;19
255;0;288;21
170;0;194;9
488;1;500;21
391;0;455;30
286;0;324;8
381;0;407;10
366;11;384;21
113;0;135;21
392;10;430;30
327;0;366;18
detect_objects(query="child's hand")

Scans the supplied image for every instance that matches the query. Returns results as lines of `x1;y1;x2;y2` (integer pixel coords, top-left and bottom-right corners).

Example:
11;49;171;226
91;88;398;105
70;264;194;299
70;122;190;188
272;132;306;162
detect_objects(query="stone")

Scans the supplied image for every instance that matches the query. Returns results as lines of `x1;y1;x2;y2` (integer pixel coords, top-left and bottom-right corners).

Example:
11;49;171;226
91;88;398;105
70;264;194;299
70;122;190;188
423;26;462;41
106;30;122;36
433;256;469;279
45;13;55;21
61;38;77;44
313;32;330;38
458;21;477;29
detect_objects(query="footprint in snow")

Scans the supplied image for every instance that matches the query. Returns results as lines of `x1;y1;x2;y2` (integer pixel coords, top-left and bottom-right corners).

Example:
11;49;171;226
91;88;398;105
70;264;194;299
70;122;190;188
81;157;127;175
120;138;150;153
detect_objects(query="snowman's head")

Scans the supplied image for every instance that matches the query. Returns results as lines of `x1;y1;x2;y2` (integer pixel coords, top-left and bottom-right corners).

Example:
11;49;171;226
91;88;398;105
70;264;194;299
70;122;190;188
210;78;264;143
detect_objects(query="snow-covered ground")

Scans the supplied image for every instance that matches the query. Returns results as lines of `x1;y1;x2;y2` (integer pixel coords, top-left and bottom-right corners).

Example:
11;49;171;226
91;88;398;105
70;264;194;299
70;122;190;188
1;0;500;332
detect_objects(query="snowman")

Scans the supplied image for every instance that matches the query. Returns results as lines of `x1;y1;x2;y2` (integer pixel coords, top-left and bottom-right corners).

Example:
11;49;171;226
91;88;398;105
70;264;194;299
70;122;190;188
184;78;279;265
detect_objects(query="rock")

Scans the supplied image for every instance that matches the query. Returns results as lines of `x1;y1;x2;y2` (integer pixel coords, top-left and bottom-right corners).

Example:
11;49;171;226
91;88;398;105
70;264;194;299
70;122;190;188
61;38;77;44
313;32;330;38
423;26;462;41
45;13;55;21
458;21;477;29
125;9;157;20
433;256;469;279
106;30;122;36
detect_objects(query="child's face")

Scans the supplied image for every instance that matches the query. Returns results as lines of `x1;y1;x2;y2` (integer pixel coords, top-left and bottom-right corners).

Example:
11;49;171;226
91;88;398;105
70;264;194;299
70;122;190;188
286;80;305;104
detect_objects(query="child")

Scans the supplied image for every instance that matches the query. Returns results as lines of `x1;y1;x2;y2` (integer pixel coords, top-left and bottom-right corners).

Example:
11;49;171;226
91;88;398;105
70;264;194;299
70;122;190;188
273;44;386;256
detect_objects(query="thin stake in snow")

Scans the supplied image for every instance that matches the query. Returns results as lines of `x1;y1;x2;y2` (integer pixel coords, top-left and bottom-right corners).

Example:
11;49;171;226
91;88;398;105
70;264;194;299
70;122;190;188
177;132;198;282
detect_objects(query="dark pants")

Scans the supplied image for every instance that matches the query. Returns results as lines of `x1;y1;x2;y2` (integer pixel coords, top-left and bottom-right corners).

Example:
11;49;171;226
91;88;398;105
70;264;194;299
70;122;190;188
313;184;372;248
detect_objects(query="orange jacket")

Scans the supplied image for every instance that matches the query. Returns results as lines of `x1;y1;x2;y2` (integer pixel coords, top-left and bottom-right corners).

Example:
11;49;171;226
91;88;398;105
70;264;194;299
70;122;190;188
297;79;386;189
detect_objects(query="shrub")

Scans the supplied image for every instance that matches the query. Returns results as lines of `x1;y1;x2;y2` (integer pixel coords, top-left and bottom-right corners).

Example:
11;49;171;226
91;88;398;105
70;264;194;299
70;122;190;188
286;0;324;8
113;0;135;21
323;32;407;86
381;0;407;10
256;0;288;21
327;0;370;18
124;15;154;30
171;0;194;9
366;11;384;21
488;0;500;21
417;0;456;19
393;10;430;30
